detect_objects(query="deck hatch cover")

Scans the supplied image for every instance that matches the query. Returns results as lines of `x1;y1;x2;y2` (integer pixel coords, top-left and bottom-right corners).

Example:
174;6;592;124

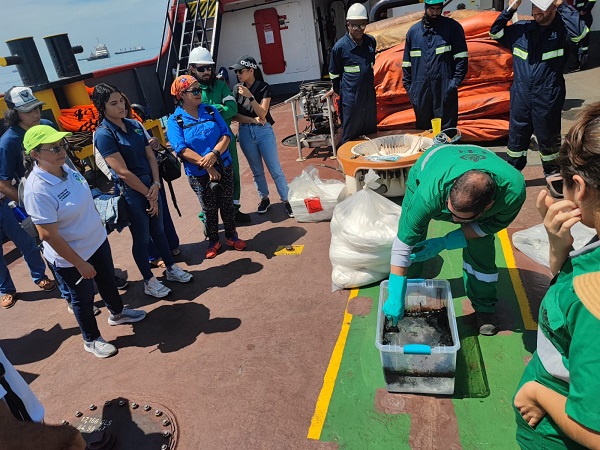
64;397;177;449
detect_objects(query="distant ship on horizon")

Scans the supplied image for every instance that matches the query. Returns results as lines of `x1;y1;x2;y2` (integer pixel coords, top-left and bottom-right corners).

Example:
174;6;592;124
114;46;145;55
85;42;110;61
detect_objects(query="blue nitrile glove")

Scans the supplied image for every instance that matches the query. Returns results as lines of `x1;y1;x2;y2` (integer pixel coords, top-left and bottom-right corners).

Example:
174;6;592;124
410;229;467;263
383;274;407;326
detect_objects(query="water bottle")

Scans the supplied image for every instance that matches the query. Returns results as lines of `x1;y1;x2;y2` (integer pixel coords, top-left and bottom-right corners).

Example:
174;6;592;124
8;201;28;223
198;211;207;238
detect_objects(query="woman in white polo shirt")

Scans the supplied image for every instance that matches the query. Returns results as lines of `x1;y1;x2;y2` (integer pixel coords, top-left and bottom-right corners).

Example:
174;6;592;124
22;125;146;359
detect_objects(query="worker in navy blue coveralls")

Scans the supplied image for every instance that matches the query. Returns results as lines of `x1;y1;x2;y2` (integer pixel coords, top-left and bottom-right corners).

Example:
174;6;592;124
329;3;377;144
572;0;595;70
402;0;468;133
490;0;588;183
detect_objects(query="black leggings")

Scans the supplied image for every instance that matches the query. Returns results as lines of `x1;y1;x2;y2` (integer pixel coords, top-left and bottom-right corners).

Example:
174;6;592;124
188;165;236;243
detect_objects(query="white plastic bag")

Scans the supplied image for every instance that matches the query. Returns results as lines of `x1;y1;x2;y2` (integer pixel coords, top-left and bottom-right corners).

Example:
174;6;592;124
512;222;596;268
288;165;345;222
329;170;402;290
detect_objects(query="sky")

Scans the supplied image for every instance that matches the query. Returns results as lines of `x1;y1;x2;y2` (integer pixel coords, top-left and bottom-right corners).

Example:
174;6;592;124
0;0;167;66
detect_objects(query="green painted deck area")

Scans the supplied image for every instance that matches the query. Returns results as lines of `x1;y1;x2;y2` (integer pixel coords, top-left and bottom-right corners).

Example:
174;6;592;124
318;221;536;449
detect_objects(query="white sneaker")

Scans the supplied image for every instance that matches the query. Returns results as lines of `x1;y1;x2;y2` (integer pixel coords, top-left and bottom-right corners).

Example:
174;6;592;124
108;308;147;326
144;277;171;298
84;337;117;358
166;264;193;283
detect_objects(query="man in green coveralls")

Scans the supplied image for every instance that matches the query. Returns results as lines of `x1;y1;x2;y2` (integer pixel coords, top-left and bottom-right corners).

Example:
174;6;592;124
188;46;251;223
383;144;526;335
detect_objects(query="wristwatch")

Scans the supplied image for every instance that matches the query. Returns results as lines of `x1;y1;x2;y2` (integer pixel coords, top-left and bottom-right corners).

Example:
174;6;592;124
248;96;255;102
212;150;220;157
152;181;161;187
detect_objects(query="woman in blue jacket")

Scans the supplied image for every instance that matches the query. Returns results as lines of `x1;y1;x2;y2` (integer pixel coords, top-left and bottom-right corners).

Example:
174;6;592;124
167;75;246;259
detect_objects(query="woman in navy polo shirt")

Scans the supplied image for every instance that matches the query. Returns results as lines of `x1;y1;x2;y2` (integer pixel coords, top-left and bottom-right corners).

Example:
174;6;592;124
22;125;146;358
92;83;192;298
167;75;245;259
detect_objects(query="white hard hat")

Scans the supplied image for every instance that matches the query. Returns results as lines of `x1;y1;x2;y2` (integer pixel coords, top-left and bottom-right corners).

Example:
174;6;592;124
346;3;368;20
188;47;214;65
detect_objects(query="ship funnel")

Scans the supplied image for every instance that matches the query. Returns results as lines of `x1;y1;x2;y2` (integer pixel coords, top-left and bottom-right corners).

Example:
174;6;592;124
1;37;49;86
44;34;83;78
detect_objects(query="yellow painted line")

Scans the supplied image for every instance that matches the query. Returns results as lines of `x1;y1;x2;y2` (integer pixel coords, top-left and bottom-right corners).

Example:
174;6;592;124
307;288;358;440
498;229;537;330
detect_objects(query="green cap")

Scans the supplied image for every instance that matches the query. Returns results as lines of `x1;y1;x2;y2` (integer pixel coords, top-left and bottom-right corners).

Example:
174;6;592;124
23;125;72;154
424;0;444;5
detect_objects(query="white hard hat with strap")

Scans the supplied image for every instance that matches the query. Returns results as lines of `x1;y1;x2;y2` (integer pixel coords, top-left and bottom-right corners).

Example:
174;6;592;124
189;47;214;65
346;3;368;20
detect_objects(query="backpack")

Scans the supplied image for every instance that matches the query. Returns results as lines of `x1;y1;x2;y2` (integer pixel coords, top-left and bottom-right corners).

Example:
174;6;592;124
174;106;224;191
154;144;181;183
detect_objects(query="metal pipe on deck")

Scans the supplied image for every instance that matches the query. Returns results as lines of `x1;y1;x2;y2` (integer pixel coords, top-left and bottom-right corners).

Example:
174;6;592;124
44;33;83;78
4;37;49;86
369;0;421;22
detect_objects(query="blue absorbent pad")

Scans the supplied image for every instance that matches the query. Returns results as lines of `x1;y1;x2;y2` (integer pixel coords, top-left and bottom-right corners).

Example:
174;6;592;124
364;155;401;162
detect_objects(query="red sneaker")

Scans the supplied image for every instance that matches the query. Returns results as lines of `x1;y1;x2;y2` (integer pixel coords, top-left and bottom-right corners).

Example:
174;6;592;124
226;236;246;251
205;241;221;259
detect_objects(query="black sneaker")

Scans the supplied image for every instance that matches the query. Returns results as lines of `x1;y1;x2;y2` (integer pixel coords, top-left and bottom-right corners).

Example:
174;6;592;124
235;210;252;223
284;201;294;218
257;198;270;214
476;312;498;336
115;276;128;290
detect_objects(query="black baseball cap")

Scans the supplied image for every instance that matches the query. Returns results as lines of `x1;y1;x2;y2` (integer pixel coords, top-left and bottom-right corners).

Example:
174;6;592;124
229;55;258;70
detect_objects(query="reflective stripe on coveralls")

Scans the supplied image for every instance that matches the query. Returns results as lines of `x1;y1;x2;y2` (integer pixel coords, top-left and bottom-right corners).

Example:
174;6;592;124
490;3;587;175
329;33;377;144
395;144;525;313
402;16;468;131
514;239;600;449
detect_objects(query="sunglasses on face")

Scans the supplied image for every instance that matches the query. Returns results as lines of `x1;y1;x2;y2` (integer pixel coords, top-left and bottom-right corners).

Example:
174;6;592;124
192;65;212;72
450;211;479;222
349;24;367;30
546;173;564;197
445;200;481;223
40;141;69;154
234;69;248;74
184;87;202;95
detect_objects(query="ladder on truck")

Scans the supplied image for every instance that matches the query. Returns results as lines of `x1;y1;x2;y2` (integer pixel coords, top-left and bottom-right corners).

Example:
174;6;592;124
156;0;222;92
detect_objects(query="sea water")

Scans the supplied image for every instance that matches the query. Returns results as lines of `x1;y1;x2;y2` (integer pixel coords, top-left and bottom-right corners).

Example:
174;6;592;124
0;47;161;93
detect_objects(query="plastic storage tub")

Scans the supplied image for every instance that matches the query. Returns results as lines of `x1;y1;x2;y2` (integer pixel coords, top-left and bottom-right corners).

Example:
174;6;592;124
376;279;460;395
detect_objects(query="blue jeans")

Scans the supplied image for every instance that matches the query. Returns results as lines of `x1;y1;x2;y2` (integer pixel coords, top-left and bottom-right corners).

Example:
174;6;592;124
238;123;289;201
0;200;48;294
148;184;180;261
45;256;71;302
54;239;123;342
123;174;174;281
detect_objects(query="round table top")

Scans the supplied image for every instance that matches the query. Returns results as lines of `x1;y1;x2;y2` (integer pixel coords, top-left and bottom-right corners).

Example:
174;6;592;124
337;130;434;177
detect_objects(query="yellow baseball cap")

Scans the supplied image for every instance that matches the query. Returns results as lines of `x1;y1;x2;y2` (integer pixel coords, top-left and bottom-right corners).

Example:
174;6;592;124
23;125;72;154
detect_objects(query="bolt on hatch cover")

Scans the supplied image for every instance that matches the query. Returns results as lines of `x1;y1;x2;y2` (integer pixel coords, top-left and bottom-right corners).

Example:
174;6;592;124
62;397;177;449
